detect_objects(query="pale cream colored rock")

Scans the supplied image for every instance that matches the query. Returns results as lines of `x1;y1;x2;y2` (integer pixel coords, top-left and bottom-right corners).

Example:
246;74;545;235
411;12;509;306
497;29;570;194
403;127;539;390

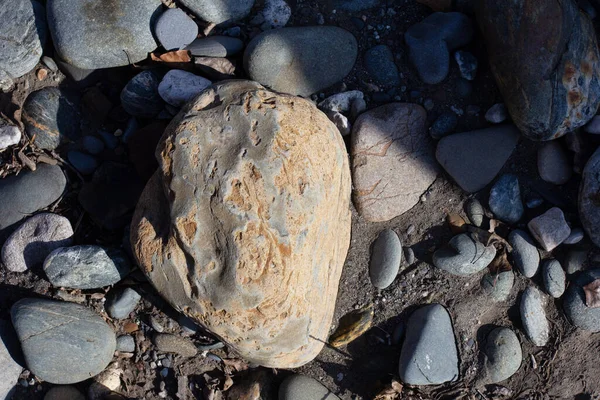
131;80;352;368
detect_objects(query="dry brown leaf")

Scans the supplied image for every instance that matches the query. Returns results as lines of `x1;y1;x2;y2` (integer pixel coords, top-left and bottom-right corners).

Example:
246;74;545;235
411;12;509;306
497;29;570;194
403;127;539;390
36;68;48;81
151;50;192;63
488;247;512;274
584;279;600;308
123;321;139;333
447;213;466;234
221;358;249;372
373;379;403;400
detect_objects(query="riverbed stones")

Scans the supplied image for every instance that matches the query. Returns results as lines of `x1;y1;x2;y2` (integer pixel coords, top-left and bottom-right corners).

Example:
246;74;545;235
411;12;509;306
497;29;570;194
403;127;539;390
22;87;81;150
43;245;131;289
465;198;484;227
244;27;357;96
369;229;402;289
2;213;73;273
105;287;141;319
482;327;522;384
116;335;135;353
508;230;540;278
481;271;514;302
436;125;520;192
279;375;340;400
319;91;364;114
542;259;566;298
477;0;600;140
0;164;66;232
563;269;600;331
158;70;211;107
186;36;244;57
580;147;600;247
433;233;496;276
130;80;351;368
538;141;572;185
527;207;571;251
155;8;198;51
121;70;164;118
351;103;439;222
364;45;399;85
520;287;550;346
11;298;116;384
489;174;524;224
48;0;161;69
179;0;254;23
0;321;22;400
399;304;458;385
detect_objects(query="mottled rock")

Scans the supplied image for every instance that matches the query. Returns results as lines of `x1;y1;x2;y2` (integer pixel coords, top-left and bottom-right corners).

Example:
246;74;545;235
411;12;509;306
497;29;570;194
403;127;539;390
153;334;197;357
2;213;73;273
22;87;81;150
485;103;508;124
11;298;116;384
44;386;85;400
44;245;131;289
130;81;351;368
0;122;21;151
527;207;571;251
489;174;524;224
121;70;164;118
508;230;540;278
542;259;566;298
327;111;351;136
155;8;198;51
580;147;600;247
369;229;402;289
186;36;244;57
158;70;211;107
0;321;22;400
563;269;600;331
520;287;550;346
179;0;254;23
260;0;292;30
481;271;514;302
465;198;484;227
351;103;439;222
279;375;339;400
433;233;496;276
318;91;364;114
399;304;459;385
454;50;477;80
105;287;141;319
0;165;66;232
364;45;399;85
483;327;522;384
436;125;520;192
48;0;160;69
116;335;135;353
244;27;357;96
538;141;572;185
477;0;600;140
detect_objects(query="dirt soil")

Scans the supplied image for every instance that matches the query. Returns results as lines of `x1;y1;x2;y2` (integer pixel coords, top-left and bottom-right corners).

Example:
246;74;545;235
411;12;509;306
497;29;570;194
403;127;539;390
2;0;600;399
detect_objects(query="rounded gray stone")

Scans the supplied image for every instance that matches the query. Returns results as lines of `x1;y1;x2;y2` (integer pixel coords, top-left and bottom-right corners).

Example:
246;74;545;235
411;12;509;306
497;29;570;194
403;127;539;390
0;321;23;400
364;45;399;85
580;147;600;247
565;247;589;274
44;386;85;400
2;213;73;272
0;164;66;232
433;233;496;276
485;103;508;124
11;298;116;384
43;245;131;289
279;374;339;400
179;0;254;23
481;270;514;302
465;198;484;227
186;36;244;57
489;174;524;224
483;327;522;384
538;141;572;185
369;229;402;289
563;227;585;245
105;287;141;319
120;70;164;118
563;269;600;332
399;304;459;385
520;287;550;346
116;335;135;353
158;70;211;107
508;230;540;278
542;259;565;298
244;26;357;96
48;0;161;69
155;8;198;51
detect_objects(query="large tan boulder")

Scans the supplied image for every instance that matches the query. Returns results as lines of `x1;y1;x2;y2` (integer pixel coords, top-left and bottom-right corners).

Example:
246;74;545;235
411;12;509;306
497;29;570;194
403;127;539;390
130;80;352;368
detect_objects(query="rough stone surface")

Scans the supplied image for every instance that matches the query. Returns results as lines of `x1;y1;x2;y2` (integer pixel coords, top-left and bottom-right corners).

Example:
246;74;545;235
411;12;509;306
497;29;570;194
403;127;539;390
22;87;81;150
538;141;572;185
369;229;402;289
520;287;550;346
399;304;459;385
48;0;160;69
319;91;364;113
433;233;496;276
155;8;198;51
528;207;572;251
105;287;142;319
508;229;540;278
279;375;340;400
580;147;600;247
2;213;73;273
0;122;21;151
436;125;520;192
0;322;22;400
11;298;116;384
44;386;85;400
260;0;292;30
351;103;439;222
465;198;484;227
364;45;399;85
477;0;600;140
244;27;357;96
179;0;254;23
0;0;46;79
158;70;211;107
564;269;600;331
483;327;522;384
542;259;566;298
481;271;514;302
186;36;244;57
130;81;352;368
488;174;524;224
116;335;135;353
121;70;164;118
454;50;477;81
153;334;197;357
44;245;131;289
0;165;66;232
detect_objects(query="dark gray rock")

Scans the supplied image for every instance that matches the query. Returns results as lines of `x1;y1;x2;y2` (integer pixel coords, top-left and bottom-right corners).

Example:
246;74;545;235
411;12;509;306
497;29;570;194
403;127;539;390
433;233;496;276
121;70;165;118
538;141;572;185
520;287;549;346
488;174;523;224
565;247;589;274
399;304;458;385
481;270;514;302
564;228;585;245
564;269;600;331
436;125;520;193
580;147;600;247
0;321;23;400
105;287;141;319
364;45;399;86
153;334;197;357
508;230;539;278
244;27;357;96
55;58;103;88
186;36;244;57
331;0;379;11
485;103;508;124
542;259;565;298
0;0;47;79
369;229;402;289
155;8;198;51
465;198;484;227
179;0;254;23
82;135;105;155
454;50;477;80
279;374;339;400
22;87;81;150
43;245;131;289
527;207;571;251
48;0;160;69
44;386;85;400
430;111;458;139
2;213;73;273
116;335;135;353
158;70;211;107
67;151;98;175
11;298;116;384
259;0;292;30
482;327;522;384
319;91;364;114
0;164;66;232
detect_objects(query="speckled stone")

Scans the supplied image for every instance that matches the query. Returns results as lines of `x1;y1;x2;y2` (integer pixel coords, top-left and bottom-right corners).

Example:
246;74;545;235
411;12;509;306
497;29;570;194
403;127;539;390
542;259;565;298
488;174;524;224
465;198;484;227
508;230;540;278
520;287;550;346
369;229;402;289
482;327;522;384
433;233;496;276
481;270;514;302
563;269;600;332
121;70;164;118
279;375;339;400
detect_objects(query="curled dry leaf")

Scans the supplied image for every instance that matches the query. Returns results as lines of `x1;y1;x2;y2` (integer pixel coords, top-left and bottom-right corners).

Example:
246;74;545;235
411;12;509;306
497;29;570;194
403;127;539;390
329;303;374;348
447;213;466;234
150;50;192;63
373;379;403;400
487;245;512;274
584;279;600;308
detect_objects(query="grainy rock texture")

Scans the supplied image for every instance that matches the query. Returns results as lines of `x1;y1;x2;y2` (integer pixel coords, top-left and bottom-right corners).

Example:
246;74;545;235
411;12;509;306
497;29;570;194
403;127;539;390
580;147;600;247
477;0;600;140
520;287;550;346
130;81;352;368
351;103;439;222
179;0;254;23
433;233;496;276
279;375;340;400
482;327;522;384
